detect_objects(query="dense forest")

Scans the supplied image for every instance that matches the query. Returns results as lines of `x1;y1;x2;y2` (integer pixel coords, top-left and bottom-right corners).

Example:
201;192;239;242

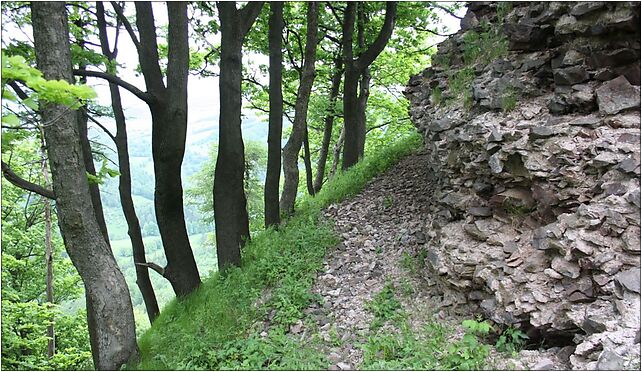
1;1;463;369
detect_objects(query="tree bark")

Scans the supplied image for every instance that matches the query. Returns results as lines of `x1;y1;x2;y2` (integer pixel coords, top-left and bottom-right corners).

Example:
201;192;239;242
313;55;343;193
279;1;319;215
356;4;371;158
135;2;201;296
77;105;110;244
96;1;160;323
31;3;139;369
264;1;284;229
329;125;345;178
74;27;111;244
39;130;55;358
215;1;264;269
302;125;315;196
342;1;397;169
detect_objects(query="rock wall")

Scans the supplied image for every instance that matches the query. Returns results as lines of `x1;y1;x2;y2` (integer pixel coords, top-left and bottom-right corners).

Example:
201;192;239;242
404;2;640;369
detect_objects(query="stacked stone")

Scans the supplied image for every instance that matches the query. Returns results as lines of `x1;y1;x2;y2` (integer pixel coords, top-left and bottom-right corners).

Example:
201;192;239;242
404;2;640;369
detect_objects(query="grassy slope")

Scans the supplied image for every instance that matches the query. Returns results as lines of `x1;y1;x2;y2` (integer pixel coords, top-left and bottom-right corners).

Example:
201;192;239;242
135;133;422;370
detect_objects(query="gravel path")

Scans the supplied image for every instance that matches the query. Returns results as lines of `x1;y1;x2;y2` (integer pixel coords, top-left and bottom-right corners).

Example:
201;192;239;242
276;149;565;370
292;149;471;369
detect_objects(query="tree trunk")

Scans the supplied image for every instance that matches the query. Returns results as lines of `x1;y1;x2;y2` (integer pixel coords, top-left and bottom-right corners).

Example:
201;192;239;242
31;3;139;369
74;25;110;244
264;1;284;228
114;84;160;322
215;1;263;269
329;125;345;178
96;1;160;323
135;2;201;296
302;125;315;196
342;64;360;170
342;1;398;169
39;131;55;358
313;56;343;193
279;1;319;215
356;4;371;158
76;73;110;244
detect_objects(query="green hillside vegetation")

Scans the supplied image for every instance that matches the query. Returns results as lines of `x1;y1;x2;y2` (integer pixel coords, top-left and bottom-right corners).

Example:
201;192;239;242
136;133;422;369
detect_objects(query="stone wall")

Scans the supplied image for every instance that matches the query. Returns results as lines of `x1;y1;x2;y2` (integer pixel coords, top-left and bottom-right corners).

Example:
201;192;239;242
404;2;640;369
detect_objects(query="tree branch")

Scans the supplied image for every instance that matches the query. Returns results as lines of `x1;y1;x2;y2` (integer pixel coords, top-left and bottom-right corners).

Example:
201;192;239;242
429;2;463;20
326;2;344;25
414;26;457;37
135;262;166;277
355;2;398;70
87;114;116;142
239;1;264;38
72;69;154;104
110;1;141;51
7;80;29;100
1;161;55;199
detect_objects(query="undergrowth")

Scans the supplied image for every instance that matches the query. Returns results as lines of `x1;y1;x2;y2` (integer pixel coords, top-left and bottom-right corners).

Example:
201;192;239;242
135;133;422;370
360;285;493;371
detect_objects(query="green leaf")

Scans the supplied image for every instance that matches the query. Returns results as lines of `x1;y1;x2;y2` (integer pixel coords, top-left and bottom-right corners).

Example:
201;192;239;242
2;114;20;126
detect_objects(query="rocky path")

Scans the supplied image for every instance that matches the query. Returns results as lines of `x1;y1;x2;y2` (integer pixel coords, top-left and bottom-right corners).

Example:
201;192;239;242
289;149;474;369
284;149;569;370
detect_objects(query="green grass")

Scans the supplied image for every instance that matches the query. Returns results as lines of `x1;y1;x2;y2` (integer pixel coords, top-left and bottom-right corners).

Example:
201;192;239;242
134;133;422;370
366;282;404;330
360;317;493;370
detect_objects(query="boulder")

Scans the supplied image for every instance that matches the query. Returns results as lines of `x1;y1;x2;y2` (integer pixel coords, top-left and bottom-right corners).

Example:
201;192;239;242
596;76;641;115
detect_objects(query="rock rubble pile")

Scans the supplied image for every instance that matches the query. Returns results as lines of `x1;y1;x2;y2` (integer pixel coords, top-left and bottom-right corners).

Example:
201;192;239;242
405;2;640;369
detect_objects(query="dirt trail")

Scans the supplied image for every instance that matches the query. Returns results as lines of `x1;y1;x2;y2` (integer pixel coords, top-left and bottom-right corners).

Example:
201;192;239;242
290;150;465;369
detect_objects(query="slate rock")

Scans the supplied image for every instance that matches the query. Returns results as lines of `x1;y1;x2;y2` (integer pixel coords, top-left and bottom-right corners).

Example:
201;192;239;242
596;350;625;370
551;257;580;278
531;358;555;370
596;76;641;115
570;2;604;17
569;116;602;128
561;50;585;66
463;223;488;242
468;206;493;217
615;267;641;294
555;14;586;35
553;66;589;86
460;11;479;31
529;126;556;139
581;317;607;334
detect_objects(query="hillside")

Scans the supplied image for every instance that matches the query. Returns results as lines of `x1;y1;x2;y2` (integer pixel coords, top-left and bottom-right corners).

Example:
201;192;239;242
91;116;271;324
3;1;639;370
137;2;641;370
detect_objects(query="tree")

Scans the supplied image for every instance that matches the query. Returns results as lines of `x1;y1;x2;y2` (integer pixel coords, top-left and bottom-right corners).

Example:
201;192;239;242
30;2;138;369
279;1;319;215
313;53;343;192
189;141;267;228
79;1;202;297
214;1;264;269
342;1;398;169
264;1;284;228
95;1;160;323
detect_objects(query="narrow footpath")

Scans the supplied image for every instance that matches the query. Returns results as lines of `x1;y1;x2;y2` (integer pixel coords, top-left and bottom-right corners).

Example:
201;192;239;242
283;149;567;370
